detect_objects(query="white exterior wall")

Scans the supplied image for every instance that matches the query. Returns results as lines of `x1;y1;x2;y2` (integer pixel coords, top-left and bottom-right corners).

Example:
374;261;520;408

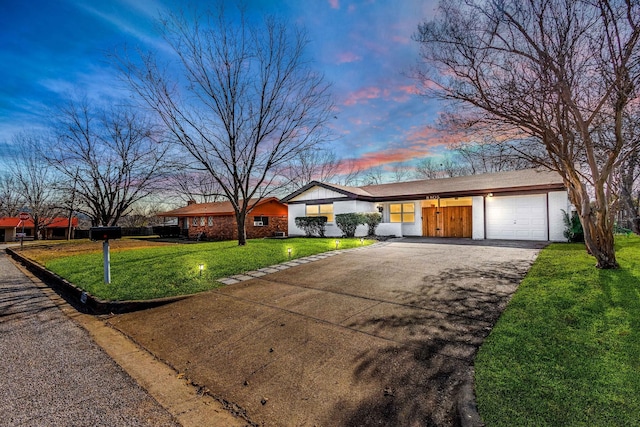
288;200;378;237
376;200;421;237
288;204;307;236
472;196;485;240
548;190;570;242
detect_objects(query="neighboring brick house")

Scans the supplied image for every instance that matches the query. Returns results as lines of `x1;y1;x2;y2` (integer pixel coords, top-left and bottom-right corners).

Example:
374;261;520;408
0;217;79;242
157;197;288;241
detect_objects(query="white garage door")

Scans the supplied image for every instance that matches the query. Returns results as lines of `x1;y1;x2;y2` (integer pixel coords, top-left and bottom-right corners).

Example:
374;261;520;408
486;194;548;240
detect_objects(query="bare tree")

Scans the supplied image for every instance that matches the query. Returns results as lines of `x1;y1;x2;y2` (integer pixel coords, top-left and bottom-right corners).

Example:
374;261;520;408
332;158;365;186
390;163;413;183
415;0;640;268
11;133;63;239
49;100;170;226
118;6;333;245
167;169;224;204
362;165;386;185
0;173;22;217
414;155;467;179
282;147;341;192
616;106;640;233
452;137;538;174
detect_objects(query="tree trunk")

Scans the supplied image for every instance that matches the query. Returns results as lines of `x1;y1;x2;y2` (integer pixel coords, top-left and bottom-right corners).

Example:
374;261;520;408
236;211;247;246
568;177;619;269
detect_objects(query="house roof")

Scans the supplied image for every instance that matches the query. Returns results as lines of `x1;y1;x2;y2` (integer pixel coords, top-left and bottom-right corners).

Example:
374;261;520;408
0;217;78;228
158;197;284;217
0;217;21;228
282;168;566;203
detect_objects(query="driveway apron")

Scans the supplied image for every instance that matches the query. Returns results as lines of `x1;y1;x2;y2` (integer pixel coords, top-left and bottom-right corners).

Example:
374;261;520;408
0;246;179;427
111;239;544;426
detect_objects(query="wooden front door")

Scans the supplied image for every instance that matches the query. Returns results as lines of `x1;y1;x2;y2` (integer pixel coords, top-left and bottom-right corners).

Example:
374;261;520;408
422;206;472;238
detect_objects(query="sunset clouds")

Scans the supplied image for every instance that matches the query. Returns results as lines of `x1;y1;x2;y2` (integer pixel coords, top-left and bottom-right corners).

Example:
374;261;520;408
0;0;442;179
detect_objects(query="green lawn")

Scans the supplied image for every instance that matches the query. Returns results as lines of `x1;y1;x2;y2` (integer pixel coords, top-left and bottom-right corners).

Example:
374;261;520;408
475;235;640;426
44;238;372;301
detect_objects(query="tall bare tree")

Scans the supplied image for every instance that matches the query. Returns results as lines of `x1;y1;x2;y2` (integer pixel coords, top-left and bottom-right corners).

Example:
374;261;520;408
0;173;22;217
118;6;333;245
11;133;63;239
282;147;341;193
49;100;169;226
168;169;224;204
416;0;640;268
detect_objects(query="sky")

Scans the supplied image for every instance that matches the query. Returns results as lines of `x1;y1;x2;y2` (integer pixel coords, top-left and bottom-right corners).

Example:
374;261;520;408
0;0;451;176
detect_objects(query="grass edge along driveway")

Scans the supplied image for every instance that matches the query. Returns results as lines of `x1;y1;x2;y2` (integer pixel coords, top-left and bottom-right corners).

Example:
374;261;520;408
475;235;640;426
38;238;373;301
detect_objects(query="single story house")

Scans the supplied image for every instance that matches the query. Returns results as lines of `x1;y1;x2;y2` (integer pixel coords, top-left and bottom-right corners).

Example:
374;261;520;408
281;168;570;241
0;217;79;242
157;197;288;240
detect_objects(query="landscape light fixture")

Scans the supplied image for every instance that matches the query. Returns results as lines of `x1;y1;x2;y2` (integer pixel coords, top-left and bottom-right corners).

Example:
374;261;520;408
335;240;340;249
199;263;204;277
287;247;292;259
360;237;364;245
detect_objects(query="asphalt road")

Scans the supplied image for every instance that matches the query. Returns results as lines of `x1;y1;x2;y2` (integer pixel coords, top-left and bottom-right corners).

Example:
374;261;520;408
0;245;179;427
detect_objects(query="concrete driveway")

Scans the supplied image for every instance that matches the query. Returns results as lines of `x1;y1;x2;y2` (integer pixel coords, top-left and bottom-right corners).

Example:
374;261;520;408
110;239;545;426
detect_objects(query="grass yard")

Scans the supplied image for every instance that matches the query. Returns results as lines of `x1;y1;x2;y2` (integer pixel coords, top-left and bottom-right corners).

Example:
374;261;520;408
28;237;372;301
475;235;640;426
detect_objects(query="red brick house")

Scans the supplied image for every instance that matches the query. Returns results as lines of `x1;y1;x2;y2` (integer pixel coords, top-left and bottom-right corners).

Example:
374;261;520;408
157;197;288;240
0;217;79;242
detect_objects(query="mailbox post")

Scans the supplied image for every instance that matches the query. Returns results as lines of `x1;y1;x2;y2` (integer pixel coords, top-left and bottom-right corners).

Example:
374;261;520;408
89;227;122;284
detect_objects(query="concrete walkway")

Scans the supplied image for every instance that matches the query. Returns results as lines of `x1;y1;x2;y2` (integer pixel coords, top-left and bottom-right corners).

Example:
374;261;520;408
0;245;179;427
111;239;545;426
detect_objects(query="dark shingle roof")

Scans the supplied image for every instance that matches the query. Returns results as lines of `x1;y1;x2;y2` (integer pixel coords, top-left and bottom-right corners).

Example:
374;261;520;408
282;168;565;202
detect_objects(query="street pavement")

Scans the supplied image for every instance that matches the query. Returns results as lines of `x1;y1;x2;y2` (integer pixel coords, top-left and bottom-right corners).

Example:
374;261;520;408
0;245;179;427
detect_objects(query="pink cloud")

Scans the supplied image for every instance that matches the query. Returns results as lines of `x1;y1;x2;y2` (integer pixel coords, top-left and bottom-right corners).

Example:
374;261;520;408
337;147;432;174
392;35;411;44
328;0;339;9
336;51;362;64
343;86;382;106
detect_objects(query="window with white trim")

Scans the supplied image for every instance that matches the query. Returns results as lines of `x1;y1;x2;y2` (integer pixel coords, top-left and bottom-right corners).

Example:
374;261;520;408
305;204;334;222
200;216;205;226
192;217;198;227
253;216;269;226
208;216;213;226
389;203;415;223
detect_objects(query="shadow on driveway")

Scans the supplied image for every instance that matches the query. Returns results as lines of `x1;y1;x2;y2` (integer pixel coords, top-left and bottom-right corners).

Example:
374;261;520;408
110;239;543;426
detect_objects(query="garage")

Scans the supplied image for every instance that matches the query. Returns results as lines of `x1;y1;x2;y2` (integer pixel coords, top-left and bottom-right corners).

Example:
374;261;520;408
485;194;548;240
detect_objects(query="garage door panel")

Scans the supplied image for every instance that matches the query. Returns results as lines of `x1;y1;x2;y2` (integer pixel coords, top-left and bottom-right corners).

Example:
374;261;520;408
486;195;547;241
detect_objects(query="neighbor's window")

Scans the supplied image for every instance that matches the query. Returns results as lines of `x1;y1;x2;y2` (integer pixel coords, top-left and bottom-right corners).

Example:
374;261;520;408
306;204;334;222
200;217;205;226
253;216;269;226
389;203;415;223
192;217;198;227
208;216;213;227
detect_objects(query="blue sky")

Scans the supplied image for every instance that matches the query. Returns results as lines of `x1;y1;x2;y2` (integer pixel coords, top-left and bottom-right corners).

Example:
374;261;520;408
0;0;451;173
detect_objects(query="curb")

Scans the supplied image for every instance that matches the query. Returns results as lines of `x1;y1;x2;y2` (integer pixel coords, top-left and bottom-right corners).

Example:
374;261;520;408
457;367;485;427
5;247;189;315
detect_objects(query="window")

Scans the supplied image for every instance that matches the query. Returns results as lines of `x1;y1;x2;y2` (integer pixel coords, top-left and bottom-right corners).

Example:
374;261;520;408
253;216;269;226
389;203;415;223
199;217;205;226
192;217;198;227
306;204;334;222
208;216;213;227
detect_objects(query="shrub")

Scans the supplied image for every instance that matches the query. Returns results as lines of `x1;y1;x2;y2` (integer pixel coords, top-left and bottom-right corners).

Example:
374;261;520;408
362;212;382;236
562;209;584;242
295;216;328;237
335;213;365;237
